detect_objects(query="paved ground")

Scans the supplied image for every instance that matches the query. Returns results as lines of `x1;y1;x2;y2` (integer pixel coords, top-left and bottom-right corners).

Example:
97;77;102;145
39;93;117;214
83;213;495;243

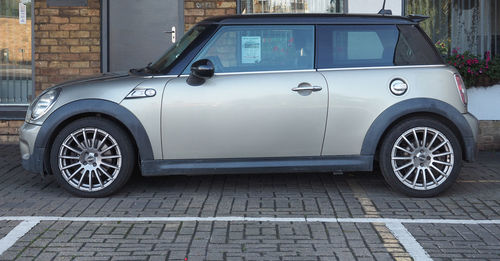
0;144;499;260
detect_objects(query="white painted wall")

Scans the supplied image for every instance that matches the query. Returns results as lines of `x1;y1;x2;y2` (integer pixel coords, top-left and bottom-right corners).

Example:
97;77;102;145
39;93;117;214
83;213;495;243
348;0;403;16
468;84;500;120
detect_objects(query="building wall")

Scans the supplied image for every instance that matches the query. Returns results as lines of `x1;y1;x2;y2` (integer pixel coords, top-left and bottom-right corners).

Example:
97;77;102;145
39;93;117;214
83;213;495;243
184;0;237;31
348;0;402;15
478;121;500;151
34;0;101;95
0;0;101;143
0;120;23;143
2;0;499;152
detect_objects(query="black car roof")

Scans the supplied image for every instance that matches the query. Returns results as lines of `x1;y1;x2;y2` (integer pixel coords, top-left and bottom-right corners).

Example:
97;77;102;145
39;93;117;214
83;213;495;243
200;14;418;25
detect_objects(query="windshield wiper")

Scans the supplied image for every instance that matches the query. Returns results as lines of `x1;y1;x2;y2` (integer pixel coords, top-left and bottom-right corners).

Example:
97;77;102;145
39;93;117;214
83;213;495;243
144;62;158;74
129;62;157;75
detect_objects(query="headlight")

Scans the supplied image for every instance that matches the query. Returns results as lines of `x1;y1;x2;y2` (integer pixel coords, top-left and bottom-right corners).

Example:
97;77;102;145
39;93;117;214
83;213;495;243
29;88;60;121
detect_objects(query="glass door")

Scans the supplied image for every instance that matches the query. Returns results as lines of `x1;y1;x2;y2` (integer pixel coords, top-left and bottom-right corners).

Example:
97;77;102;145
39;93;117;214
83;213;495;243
0;0;33;105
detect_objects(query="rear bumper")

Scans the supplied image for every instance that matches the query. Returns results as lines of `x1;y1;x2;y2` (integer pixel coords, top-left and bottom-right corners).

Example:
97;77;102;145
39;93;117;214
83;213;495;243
462;112;479;162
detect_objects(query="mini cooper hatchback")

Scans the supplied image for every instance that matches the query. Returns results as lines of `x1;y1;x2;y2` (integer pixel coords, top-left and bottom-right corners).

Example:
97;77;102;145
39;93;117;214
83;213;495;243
20;14;479;197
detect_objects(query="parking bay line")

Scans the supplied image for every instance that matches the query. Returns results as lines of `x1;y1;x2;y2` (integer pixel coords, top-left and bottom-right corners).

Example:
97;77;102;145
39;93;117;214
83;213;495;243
0;219;39;256
1;216;500;224
386;222;432;261
457;179;500;183
1;216;500;260
347;179;411;259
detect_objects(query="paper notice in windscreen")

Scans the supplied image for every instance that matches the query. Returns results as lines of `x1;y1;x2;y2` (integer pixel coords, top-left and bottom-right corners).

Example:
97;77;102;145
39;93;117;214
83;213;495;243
241;36;261;64
19;3;27;24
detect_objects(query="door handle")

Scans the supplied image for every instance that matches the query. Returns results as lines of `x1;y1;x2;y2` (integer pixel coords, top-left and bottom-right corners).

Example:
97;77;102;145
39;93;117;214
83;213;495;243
292;86;322;92
164;26;176;43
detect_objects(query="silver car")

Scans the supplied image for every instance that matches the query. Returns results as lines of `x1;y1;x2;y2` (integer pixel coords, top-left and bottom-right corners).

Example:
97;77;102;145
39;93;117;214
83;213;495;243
19;14;478;197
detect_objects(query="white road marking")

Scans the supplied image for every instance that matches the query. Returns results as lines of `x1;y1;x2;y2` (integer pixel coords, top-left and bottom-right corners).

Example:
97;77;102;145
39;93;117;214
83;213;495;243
2;216;499;224
386;222;432;261
1;216;499;259
0;219;39;256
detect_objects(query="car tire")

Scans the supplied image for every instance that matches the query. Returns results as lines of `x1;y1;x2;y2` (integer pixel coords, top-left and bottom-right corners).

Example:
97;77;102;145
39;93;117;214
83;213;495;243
50;117;135;197
379;117;462;197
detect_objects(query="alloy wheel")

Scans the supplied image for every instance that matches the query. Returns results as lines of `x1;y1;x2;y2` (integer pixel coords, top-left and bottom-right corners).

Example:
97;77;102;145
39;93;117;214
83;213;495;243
390;127;454;191
58;127;122;192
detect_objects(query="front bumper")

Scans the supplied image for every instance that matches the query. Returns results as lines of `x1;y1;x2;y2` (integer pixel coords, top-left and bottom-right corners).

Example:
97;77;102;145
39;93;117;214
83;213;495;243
19;122;44;174
462;112;479;162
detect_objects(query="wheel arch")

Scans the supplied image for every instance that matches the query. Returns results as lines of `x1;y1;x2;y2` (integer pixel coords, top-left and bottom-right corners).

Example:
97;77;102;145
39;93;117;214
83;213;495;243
361;98;475;162
34;99;154;174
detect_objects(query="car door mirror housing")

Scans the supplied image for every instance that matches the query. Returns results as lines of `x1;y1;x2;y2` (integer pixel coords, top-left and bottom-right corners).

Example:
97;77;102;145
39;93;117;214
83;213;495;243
187;59;214;86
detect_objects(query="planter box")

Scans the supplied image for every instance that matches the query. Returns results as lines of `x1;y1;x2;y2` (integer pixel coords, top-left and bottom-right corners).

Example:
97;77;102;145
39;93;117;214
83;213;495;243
468;84;500;120
468;84;500;151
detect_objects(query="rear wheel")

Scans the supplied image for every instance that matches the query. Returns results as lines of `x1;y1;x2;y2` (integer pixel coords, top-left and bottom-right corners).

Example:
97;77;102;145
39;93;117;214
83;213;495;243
379;117;462;197
50;117;135;197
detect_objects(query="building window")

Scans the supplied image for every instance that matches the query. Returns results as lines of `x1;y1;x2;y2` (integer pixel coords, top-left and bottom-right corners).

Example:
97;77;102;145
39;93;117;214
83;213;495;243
405;0;499;56
239;0;346;14
0;0;33;106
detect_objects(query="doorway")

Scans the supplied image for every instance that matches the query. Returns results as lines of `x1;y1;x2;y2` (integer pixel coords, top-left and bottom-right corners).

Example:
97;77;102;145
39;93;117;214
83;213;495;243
103;0;184;72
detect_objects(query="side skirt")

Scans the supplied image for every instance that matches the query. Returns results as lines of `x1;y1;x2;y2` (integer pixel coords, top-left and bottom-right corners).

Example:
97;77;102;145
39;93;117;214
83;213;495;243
140;155;374;176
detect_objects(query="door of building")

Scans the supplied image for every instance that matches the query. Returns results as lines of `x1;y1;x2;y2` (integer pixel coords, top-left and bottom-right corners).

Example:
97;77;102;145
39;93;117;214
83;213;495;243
106;0;183;72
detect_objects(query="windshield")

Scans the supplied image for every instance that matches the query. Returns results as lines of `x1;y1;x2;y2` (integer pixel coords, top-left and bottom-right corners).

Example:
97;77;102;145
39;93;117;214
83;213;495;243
148;25;209;74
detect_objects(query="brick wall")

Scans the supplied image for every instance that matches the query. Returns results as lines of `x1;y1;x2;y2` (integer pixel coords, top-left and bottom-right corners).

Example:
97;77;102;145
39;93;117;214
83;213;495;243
478;120;500;151
0;120;23;144
34;0;101;96
184;0;237;31
0;0;101;144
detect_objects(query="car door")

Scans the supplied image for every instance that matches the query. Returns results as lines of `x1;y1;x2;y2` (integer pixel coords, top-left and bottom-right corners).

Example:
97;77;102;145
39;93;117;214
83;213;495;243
317;25;424;156
161;25;328;160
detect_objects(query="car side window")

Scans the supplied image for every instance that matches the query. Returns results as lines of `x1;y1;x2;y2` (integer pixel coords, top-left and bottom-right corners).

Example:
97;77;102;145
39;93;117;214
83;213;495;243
184;25;315;74
316;25;399;68
395;25;443;65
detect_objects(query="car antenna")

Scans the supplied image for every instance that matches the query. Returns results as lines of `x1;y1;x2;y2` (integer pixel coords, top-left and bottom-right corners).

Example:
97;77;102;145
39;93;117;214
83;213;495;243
378;0;392;15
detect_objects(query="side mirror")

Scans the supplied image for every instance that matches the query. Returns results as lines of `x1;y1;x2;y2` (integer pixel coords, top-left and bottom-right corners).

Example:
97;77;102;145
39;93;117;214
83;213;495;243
187;59;214;86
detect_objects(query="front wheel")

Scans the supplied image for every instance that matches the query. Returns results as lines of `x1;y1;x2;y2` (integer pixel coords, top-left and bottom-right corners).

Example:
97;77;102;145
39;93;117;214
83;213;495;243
50;117;135;197
379;118;462;197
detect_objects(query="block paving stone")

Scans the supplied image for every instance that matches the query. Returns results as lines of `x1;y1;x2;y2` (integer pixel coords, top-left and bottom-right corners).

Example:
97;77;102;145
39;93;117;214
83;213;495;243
1;220;401;261
0;144;499;260
406;223;500;260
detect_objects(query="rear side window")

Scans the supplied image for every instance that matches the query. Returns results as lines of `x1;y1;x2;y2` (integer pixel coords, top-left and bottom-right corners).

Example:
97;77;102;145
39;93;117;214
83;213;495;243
184;25;314;74
316;25;443;69
395;25;443;65
317;25;399;68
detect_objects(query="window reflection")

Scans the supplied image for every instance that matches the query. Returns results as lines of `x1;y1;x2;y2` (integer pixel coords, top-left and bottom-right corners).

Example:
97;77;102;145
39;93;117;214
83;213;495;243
0;0;33;104
240;0;345;14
